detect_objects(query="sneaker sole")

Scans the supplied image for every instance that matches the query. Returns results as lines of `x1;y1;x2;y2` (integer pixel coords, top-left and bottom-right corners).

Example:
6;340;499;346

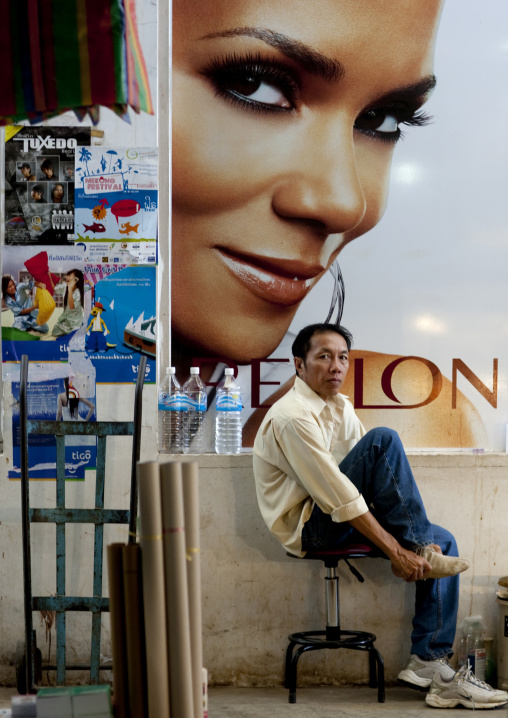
397;671;431;691
426;694;508;710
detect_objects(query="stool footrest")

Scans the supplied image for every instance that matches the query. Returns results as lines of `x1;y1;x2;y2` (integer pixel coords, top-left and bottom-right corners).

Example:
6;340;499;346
289;629;376;649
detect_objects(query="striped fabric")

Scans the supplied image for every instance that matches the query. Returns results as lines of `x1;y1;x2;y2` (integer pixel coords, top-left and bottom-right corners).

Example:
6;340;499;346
0;0;153;125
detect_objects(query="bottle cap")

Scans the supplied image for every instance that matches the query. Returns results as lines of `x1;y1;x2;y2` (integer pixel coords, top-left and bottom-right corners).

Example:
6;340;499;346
190;367;199;375
225;368;234;376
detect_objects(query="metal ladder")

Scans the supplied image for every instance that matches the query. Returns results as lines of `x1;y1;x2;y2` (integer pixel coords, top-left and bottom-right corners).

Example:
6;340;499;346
18;353;146;693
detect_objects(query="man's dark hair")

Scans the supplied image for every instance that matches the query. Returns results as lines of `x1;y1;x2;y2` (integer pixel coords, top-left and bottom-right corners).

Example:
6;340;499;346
292;323;353;363
20;162;31;171
41;158;53;172
32;184;43;195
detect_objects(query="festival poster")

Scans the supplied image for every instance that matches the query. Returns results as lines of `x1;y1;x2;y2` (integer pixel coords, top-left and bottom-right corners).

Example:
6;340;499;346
8;362;97;481
74;147;157;263
171;0;508;451
4;126;91;245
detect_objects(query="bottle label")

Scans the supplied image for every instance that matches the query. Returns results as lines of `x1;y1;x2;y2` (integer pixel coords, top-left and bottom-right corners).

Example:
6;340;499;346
216;393;242;412
181;393;207;412
468;648;486;681
158;392;183;411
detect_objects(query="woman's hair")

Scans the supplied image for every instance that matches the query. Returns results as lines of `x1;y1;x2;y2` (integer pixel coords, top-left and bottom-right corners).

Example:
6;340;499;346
292;323;354;362
64;269;84;307
2;275;14;300
63;377;79;418
51;183;64;201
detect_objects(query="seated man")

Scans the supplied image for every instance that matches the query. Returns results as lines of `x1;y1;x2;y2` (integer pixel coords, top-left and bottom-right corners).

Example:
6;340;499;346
253;322;508;710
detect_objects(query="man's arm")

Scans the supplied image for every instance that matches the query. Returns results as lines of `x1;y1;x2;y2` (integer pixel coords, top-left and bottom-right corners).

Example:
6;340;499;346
349;511;434;583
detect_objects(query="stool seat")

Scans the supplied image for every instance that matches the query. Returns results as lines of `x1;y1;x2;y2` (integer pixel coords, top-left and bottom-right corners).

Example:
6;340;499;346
285;543;385;704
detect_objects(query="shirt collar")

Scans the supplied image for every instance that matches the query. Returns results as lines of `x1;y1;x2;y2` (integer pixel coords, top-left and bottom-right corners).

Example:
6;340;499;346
294;375;346;413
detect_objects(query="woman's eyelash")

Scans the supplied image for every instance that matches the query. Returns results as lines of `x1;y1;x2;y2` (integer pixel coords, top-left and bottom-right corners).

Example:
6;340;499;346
356;106;432;144
200;53;299;114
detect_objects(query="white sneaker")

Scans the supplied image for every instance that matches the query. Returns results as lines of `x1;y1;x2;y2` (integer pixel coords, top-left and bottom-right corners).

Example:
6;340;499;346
398;654;456;690
426;661;508;709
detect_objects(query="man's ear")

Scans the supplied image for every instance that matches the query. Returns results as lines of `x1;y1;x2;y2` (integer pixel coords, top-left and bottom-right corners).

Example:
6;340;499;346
294;357;303;376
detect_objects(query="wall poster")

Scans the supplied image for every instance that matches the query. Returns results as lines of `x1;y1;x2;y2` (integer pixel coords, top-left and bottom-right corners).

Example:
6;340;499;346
4;125;91;245
171;0;508;451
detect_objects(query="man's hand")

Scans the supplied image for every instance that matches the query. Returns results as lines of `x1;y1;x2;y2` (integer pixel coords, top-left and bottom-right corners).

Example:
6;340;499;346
390;546;432;583
348;511;438;584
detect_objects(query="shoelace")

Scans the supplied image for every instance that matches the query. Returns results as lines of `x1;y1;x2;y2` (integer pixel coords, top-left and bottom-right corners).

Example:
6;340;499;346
459;662;491;691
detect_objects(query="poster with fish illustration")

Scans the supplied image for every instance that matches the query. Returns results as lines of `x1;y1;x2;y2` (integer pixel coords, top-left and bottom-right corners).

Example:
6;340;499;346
4;126;91;245
74;147;158;263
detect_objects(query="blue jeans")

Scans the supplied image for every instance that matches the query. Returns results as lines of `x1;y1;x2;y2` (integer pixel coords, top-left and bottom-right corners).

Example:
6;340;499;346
301;427;459;660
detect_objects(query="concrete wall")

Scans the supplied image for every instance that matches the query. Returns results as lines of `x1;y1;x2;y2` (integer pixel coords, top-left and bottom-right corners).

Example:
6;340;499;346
2;422;507;687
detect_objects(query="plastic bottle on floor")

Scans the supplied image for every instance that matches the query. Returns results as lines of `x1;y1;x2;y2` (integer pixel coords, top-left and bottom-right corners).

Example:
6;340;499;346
459;616;486;680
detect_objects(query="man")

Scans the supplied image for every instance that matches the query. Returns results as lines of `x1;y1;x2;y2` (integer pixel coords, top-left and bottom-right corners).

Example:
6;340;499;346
40;158;55;180
31;185;46;203
19;163;36;181
253;323;508;709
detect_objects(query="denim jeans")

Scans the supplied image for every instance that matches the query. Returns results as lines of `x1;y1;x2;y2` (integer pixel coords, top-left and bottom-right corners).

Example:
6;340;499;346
301;427;459;660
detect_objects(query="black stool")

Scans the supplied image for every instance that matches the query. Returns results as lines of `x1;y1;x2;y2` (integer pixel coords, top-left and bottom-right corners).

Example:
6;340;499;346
285;543;385;703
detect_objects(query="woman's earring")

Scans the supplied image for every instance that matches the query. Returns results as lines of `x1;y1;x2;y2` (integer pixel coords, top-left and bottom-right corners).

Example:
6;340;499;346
324;260;345;325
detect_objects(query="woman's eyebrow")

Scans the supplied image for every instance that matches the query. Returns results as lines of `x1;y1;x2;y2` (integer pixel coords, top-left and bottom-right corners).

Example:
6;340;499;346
199;27;345;82
375;76;438;105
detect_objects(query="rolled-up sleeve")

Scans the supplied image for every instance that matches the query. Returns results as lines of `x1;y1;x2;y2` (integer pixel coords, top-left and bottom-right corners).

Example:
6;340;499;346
276;416;368;523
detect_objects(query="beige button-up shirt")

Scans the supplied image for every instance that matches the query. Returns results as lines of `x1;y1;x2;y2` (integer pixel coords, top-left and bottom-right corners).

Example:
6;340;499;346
253;377;369;556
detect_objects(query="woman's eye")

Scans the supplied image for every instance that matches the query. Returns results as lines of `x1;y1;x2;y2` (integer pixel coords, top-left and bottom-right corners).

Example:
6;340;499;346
355;106;431;143
228;75;291;108
355;109;399;136
201;55;298;114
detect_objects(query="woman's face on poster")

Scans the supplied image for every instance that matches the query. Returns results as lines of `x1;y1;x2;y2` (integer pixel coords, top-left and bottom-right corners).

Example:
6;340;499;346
172;0;443;362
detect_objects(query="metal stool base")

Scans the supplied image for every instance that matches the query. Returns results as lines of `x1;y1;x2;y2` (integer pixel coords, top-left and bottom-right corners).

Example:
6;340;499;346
285;629;385;704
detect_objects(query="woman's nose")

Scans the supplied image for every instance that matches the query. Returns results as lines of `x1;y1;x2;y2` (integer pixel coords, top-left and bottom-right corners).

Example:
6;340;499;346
271;121;366;236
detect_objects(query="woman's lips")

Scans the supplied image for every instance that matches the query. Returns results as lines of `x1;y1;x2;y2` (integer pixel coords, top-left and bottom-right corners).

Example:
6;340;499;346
217;247;325;306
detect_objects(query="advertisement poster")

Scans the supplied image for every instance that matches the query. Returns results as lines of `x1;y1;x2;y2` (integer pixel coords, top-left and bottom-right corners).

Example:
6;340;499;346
171;0;508;451
74;147;157;263
9;371;97;481
82;264;156;384
2;245;87;362
4;126;91;245
2;247;155;384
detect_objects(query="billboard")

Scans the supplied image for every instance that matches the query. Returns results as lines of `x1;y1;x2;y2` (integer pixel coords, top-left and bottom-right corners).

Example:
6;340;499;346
171;0;508;451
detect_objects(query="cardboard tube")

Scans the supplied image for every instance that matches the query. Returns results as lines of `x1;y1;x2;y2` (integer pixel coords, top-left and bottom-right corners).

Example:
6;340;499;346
122;543;148;718
160;461;194;718
137;461;171;718
182;461;204;718
106;544;129;718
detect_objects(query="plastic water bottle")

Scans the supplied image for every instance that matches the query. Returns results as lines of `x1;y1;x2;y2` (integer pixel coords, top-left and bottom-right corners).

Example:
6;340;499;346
215;368;243;454
182;367;207;454
158;367;183;453
459;616;486;680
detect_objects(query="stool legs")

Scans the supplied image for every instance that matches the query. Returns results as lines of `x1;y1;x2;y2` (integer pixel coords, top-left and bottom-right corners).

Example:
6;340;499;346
285;560;385;704
285;635;385;704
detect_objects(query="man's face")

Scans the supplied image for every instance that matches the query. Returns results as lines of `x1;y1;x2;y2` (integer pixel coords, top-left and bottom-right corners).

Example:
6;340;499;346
21;166;31;178
294;331;350;400
32;189;42;201
42;166;54;179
